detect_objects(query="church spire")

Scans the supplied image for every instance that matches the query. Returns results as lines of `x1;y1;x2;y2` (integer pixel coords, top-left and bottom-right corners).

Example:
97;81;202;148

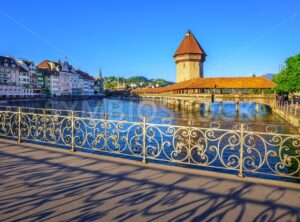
98;67;103;79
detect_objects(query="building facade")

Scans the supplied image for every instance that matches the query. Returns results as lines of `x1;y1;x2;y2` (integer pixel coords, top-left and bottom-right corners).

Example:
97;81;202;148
1;55;98;98
0;56;19;86
77;69;95;96
0;56;30;98
17;59;43;96
37;60;61;96
59;61;72;96
71;71;81;96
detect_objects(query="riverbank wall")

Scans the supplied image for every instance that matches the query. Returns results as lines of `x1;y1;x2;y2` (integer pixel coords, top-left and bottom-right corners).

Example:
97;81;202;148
273;107;300;131
0;94;106;103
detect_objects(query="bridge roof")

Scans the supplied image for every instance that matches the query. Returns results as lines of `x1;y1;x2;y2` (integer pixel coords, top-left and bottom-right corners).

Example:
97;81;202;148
132;77;276;93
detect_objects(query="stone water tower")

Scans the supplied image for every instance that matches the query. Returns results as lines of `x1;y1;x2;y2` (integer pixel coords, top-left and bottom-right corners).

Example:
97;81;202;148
174;30;206;82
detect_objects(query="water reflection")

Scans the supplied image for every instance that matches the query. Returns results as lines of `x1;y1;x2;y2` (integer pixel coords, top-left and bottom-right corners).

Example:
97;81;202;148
6;98;295;133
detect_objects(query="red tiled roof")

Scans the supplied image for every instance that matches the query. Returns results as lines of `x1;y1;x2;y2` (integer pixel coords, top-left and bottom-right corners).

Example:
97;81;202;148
37;60;61;75
132;77;276;93
77;69;95;81
174;31;206;57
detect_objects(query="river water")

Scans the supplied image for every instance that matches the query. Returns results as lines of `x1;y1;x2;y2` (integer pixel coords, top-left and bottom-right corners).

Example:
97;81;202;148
6;98;296;133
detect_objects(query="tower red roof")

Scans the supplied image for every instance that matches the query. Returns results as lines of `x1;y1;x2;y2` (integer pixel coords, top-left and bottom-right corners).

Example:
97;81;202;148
174;31;206;57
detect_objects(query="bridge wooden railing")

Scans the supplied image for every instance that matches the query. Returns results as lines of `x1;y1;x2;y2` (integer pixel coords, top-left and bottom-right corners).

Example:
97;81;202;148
137;93;276;107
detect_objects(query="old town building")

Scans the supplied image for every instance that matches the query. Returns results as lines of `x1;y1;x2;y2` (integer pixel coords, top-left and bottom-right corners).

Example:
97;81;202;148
1;55;98;98
0;56;28;98
77;69;95;96
37;60;61;96
17;59;43;95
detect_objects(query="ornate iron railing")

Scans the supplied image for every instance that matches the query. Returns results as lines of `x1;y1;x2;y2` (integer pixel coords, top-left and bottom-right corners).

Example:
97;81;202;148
0;106;299;180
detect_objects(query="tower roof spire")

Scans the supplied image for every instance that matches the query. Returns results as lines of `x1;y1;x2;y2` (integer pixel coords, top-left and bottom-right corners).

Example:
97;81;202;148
174;30;206;57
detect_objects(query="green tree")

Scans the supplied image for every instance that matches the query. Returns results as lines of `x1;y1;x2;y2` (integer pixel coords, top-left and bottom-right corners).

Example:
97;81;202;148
42;87;50;96
105;81;117;89
273;54;300;94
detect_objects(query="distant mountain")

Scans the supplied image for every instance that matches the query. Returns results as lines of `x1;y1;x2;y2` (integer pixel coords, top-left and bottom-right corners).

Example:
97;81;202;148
262;73;275;80
127;76;149;83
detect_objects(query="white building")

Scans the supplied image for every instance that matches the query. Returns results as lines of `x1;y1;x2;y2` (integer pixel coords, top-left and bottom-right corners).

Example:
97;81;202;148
77;69;95;96
71;71;81;95
20;59;43;95
62;61;81;96
17;59;42;96
18;64;33;96
0;56;19;84
59;61;72;95
0;56;31;98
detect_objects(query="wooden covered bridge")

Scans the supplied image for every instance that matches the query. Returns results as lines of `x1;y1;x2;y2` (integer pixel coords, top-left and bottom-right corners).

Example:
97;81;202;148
132;31;277;113
131;77;277;112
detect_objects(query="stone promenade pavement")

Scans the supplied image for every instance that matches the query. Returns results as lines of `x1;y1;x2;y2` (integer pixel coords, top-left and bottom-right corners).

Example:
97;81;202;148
0;139;299;222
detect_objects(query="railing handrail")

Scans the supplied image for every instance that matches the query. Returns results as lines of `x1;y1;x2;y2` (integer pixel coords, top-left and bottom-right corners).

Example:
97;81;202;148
0;105;298;137
0;105;298;131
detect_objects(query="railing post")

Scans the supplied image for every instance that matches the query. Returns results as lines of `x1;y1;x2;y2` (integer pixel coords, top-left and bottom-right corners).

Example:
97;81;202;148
104;113;108;147
18;107;22;143
188;120;192;164
71;111;75;152
142;116;147;164
43;109;46;141
238;124;244;178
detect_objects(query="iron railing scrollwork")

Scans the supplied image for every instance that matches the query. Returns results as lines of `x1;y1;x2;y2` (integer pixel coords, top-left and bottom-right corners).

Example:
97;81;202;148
0;106;299;181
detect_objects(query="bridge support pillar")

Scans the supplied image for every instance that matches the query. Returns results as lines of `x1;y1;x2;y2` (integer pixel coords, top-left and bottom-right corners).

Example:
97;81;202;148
255;103;259;113
188;102;196;111
205;103;211;112
236;102;239;112
175;99;181;108
183;101;188;109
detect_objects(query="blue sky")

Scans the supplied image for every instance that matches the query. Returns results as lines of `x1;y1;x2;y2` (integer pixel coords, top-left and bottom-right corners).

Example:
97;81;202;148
0;0;299;81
